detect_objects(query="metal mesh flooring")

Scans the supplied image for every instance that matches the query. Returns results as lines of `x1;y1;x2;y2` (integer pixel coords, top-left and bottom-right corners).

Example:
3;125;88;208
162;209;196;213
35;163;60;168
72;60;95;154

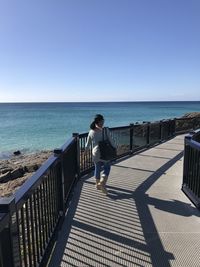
48;135;200;267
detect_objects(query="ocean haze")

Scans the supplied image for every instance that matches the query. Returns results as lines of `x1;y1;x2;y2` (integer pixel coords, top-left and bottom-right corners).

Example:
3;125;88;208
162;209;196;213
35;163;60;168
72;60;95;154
0;101;200;158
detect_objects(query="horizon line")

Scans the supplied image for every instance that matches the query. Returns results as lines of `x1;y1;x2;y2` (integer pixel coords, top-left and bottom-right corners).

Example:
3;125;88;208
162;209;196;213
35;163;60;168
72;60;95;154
1;100;200;104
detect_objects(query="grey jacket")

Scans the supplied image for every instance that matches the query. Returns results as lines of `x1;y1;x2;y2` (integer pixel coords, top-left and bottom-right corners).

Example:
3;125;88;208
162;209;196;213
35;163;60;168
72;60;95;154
85;127;116;163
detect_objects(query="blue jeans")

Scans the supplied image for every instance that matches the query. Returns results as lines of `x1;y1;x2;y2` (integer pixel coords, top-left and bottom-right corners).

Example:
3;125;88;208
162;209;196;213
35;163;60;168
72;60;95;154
94;161;111;180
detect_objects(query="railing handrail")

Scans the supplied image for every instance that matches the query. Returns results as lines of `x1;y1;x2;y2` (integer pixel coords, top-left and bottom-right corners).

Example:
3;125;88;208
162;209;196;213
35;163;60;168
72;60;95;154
60;136;76;152
79;125;132;137
185;137;200;151
109;125;131;130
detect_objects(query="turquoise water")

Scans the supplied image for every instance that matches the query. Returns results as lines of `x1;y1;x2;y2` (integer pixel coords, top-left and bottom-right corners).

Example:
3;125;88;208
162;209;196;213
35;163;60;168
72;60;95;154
0;101;200;158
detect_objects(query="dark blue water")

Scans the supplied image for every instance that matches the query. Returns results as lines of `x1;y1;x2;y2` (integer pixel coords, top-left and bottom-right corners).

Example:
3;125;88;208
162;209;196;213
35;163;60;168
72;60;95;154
0;101;200;158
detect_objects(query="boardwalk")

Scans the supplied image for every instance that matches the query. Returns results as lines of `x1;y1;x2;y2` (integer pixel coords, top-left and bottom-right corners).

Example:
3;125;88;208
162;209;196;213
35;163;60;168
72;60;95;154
48;135;200;267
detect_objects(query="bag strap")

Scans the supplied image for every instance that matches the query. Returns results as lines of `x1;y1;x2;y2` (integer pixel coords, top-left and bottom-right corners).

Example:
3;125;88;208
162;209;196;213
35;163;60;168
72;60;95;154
102;127;105;141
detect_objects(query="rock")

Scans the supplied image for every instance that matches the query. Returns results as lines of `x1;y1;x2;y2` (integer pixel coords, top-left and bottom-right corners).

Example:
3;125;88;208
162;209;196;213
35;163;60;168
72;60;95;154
10;168;24;180
0;171;11;183
24;164;39;173
0;175;31;198
13;150;21;156
1;167;14;174
181;112;200;118
0;150;52;197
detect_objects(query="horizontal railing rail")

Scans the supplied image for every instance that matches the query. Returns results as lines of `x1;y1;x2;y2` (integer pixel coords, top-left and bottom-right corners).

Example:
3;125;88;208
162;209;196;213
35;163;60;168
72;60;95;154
182;129;200;208
1;115;200;266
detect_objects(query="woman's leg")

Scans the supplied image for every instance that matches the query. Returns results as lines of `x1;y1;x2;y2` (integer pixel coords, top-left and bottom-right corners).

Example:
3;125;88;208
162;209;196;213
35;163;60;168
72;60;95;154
102;161;111;177
100;161;111;194
94;161;102;188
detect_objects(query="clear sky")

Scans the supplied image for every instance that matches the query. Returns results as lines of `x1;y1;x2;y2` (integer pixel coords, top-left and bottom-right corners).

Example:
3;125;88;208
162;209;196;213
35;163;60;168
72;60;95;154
0;0;200;102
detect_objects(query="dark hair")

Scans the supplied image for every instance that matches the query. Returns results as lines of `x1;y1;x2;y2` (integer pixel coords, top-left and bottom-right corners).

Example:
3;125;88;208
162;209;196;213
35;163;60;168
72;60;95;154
90;114;104;129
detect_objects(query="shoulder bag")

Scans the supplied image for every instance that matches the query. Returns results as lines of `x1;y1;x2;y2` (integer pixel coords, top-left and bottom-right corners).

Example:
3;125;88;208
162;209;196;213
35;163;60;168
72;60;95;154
99;128;117;160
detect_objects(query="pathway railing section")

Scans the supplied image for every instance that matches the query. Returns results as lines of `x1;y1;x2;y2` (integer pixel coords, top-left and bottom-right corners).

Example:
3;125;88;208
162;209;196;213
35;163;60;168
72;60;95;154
1;116;200;266
79;118;195;174
182;129;200;208
0;137;78;267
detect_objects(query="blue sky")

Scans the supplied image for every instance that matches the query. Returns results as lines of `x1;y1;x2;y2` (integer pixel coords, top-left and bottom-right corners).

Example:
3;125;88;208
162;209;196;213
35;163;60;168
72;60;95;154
0;0;200;102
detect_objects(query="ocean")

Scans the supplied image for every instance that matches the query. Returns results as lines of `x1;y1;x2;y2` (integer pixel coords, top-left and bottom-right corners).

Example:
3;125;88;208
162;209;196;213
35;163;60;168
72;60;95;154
0;101;200;158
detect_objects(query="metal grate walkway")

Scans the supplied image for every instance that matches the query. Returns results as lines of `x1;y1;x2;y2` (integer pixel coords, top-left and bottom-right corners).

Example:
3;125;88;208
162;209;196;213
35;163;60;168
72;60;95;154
48;135;200;267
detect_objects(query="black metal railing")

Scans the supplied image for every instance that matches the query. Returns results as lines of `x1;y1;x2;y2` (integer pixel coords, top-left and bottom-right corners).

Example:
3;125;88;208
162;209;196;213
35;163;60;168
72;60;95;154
1;116;200;266
79;119;178;175
182;129;200;208
0;137;78;267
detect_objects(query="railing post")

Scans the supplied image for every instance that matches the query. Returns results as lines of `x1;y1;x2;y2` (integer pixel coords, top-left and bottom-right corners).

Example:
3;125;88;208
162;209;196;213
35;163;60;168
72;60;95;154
173;119;176;135
173;118;176;135
54;148;65;214
73;133;80;179
169;119;174;137
169;120;173;137
167;120;171;138
129;123;134;153
159;120;163;142
146;122;150;146
193;117;197;130
183;135;192;185
0;197;20;267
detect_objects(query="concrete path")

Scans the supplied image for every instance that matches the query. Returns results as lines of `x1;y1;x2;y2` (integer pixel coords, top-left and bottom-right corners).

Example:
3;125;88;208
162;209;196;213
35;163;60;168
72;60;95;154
48;135;200;267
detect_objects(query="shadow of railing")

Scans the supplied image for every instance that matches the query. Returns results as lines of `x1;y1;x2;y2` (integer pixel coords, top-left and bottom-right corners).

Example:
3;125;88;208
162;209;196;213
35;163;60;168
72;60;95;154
48;138;195;267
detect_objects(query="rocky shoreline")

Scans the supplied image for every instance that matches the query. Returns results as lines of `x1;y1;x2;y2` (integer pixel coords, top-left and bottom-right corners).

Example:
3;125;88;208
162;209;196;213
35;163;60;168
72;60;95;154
0;151;52;197
1;112;200;198
181;112;200;118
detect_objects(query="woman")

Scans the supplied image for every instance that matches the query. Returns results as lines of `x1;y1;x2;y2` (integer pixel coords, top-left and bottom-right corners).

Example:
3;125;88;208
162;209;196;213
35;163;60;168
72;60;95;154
85;114;116;194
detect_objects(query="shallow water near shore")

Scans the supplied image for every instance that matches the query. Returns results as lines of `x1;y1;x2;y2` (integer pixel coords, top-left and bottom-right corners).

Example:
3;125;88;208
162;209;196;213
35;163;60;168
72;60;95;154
0;101;200;159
